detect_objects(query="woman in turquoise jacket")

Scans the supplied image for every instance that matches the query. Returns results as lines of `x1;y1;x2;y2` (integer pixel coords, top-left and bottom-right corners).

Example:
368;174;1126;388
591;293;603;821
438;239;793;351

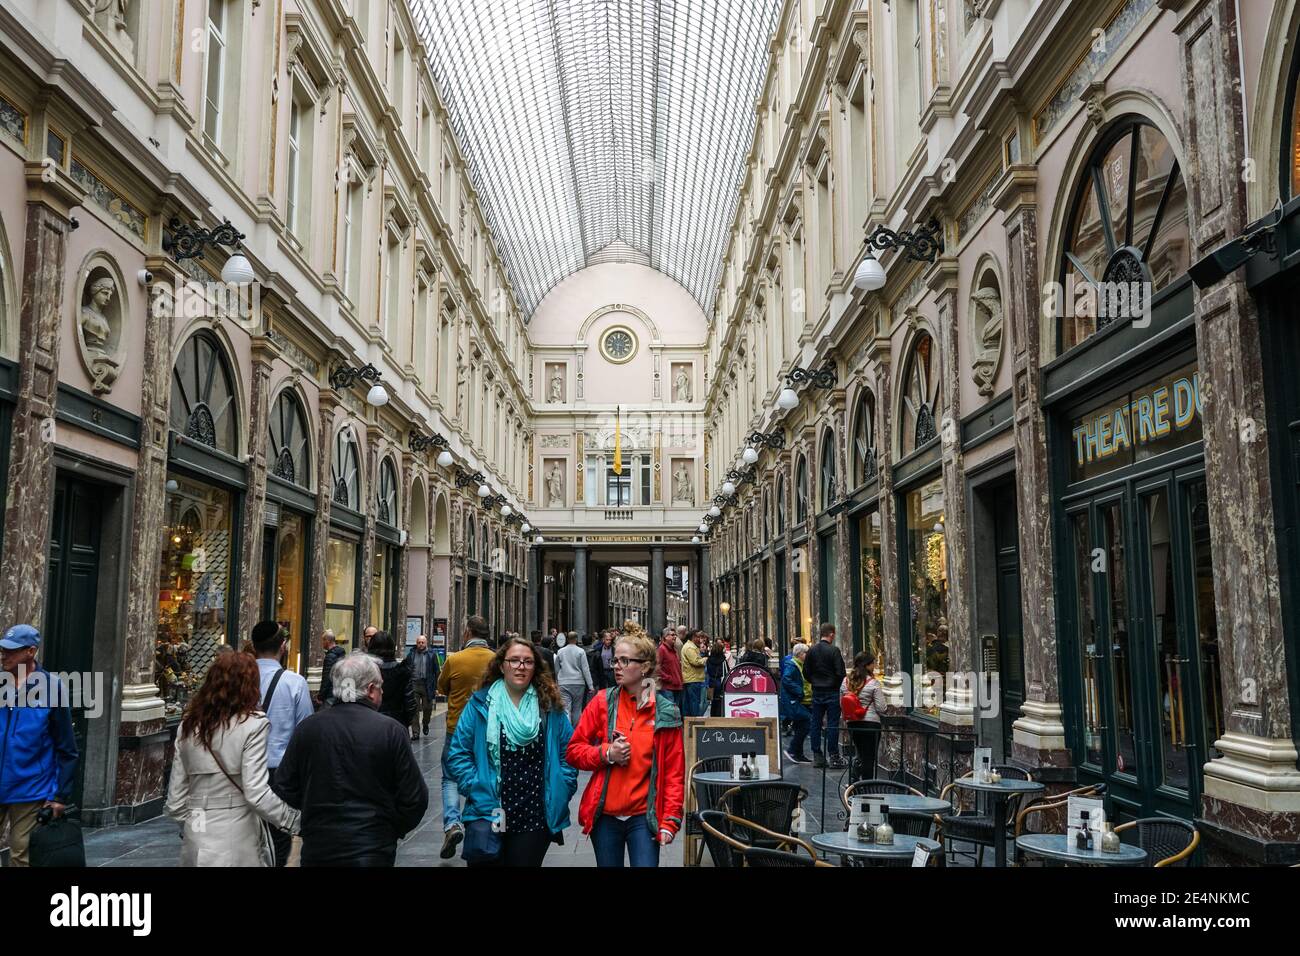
446;636;578;866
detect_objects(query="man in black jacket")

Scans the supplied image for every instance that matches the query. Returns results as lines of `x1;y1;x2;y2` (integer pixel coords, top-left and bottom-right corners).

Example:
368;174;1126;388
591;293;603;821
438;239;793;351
803;622;847;769
317;629;347;706
275;651;428;866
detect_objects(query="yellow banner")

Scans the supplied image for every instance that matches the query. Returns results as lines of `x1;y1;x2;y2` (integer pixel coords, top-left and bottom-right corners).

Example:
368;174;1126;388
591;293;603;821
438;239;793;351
613;406;623;475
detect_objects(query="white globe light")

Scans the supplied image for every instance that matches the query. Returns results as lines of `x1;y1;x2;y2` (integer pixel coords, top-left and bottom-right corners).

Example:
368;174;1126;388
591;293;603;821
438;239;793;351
742;447;759;464
708;505;721;518
501;504;512;517
853;250;887;292
698;523;708;533
534;535;544;544
436;449;454;468
721;480;736;496
477;483;490;498
777;387;799;410
692;536;700;544
521;522;531;533
221;252;255;285
366;383;389;407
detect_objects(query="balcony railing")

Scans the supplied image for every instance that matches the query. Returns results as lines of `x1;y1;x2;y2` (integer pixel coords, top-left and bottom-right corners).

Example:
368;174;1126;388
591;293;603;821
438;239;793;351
604;508;635;520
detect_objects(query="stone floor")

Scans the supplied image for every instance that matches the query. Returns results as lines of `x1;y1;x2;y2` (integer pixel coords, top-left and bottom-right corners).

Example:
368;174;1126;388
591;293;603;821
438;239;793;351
83;704;976;867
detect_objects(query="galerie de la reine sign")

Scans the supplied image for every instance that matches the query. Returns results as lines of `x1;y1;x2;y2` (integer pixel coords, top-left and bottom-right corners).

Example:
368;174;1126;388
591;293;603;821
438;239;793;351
1070;364;1204;482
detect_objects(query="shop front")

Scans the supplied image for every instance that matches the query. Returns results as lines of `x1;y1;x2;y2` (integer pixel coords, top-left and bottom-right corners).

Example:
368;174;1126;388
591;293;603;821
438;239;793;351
262;389;314;674
325;427;365;649
372;456;402;637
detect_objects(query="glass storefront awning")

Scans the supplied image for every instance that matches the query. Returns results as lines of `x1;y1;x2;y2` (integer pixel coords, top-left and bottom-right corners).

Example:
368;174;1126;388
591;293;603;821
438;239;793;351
410;0;782;317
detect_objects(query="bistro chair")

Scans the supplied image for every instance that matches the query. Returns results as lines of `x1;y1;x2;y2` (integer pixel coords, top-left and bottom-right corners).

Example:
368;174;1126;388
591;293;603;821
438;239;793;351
839;779;933;837
934;765;1033;867
698;810;822;867
1011;783;1107;867
718;782;807;845
742;845;835;868
1114;818;1200;867
686;756;735;865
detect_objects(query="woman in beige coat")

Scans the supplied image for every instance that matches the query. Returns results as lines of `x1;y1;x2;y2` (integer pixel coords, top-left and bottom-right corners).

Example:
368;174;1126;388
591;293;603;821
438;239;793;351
165;650;300;866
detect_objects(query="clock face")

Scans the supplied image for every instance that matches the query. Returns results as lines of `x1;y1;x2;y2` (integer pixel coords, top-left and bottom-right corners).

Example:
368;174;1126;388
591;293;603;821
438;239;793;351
601;328;637;363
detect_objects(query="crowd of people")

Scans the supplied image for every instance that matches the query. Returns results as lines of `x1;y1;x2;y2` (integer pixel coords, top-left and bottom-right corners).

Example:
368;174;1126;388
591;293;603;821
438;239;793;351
0;610;882;869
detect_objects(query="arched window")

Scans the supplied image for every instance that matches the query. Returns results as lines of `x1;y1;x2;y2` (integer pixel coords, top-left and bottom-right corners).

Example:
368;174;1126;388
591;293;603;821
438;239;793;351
466;514;476;560
852;389;877;485
761;490;770;544
900;331;942;457
268;390;311;487
776;475;787;532
171;331;238;454
1058;117;1187;352
331;428;361;510
1287;38;1300;198
794;455;809;523
819;432;837;511
377;457;399;526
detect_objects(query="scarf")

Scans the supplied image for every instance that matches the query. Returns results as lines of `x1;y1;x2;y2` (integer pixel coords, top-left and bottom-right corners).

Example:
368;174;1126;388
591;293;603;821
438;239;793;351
485;678;541;777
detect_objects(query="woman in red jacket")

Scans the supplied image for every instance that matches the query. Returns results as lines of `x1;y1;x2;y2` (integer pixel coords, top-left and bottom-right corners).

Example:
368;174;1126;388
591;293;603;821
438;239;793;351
566;633;685;867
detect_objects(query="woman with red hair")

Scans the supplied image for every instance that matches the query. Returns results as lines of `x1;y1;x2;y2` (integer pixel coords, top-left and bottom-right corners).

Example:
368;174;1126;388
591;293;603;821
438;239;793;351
165;649;300;866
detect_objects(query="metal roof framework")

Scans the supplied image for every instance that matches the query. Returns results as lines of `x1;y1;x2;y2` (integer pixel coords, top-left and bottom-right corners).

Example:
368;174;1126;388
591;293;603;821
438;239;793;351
411;0;781;318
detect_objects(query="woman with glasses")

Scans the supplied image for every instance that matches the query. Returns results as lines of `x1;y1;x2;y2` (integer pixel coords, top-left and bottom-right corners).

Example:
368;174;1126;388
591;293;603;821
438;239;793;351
566;633;685;867
445;636;577;867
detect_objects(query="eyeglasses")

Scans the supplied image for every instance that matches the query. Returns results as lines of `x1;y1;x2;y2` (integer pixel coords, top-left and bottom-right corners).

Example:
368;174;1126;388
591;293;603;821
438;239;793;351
613;656;646;667
504;658;535;669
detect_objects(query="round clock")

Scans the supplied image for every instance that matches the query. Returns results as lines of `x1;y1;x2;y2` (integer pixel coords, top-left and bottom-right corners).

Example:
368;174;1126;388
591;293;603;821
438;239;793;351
600;326;638;364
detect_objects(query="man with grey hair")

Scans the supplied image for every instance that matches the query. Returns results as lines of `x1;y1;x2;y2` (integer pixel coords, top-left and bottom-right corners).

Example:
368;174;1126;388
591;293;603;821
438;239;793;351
275;651;428;866
780;643;813;764
554;629;593;728
317;629;346;707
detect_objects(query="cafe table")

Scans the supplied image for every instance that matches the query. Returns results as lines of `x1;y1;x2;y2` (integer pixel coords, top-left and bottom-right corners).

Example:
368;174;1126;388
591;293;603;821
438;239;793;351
952;776;1045;868
1015;833;1148;867
811;830;941;865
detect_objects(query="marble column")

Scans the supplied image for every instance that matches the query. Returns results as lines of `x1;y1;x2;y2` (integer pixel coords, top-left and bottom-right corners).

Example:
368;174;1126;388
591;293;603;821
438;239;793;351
115;251;182;812
425;480;439;645
1165;0;1300;861
829;390;854;660
871;333;905;706
932;264;976;731
0;164;82;626
526;545;540;634
573;545;589;638
236;336;278;634
699;550;711;637
394;453;416;652
307;389;340;658
357;426;384;632
650;545;666;637
996;165;1069;769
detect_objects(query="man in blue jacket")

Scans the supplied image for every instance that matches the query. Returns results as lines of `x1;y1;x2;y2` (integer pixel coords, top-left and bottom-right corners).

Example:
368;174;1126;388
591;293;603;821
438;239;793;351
780;643;812;765
0;625;79;867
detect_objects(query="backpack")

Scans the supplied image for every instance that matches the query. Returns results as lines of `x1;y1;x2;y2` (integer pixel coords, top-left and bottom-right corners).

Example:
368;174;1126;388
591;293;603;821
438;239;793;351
841;687;866;722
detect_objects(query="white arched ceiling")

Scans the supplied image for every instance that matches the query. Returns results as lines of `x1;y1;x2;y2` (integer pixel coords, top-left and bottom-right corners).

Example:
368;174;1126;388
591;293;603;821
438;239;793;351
412;0;782;316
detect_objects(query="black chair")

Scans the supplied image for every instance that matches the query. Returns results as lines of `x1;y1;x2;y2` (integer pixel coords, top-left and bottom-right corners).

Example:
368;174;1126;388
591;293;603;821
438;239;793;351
742;845;832;868
698;809;826;868
687;756;735;865
698;809;746;868
1115;818;1200;867
845;721;881;780
718;782;807;846
936;765;1032;866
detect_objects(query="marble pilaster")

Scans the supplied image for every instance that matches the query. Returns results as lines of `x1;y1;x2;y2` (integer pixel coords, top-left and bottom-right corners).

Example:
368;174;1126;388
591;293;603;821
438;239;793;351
236;336;278;634
307;389;340;657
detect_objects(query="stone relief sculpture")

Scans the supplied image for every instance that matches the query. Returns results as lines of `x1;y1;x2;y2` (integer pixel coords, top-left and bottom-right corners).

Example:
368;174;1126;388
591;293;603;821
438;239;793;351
78;272;122;394
970;284;1004;397
548;365;564;403
100;0;135;60
456;361;468;415
673;365;691;403
545;463;564;507
671;462;693;505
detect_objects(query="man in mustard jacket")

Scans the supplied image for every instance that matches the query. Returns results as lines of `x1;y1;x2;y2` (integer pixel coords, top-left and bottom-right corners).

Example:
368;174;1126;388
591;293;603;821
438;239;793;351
434;615;495;859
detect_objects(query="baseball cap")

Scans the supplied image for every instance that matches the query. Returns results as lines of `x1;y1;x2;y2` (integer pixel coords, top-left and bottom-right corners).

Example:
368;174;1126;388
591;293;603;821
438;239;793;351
0;624;40;650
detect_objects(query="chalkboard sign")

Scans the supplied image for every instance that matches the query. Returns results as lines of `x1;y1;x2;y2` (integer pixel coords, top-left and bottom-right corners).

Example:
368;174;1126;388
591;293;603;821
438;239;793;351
693;723;768;760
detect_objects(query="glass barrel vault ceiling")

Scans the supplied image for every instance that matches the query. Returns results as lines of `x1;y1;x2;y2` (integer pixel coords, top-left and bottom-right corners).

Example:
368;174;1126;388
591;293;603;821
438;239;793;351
411;0;782;318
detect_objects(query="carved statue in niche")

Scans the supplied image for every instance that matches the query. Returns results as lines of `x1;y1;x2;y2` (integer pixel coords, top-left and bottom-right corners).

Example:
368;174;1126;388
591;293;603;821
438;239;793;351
671;462;693;505
548;365;564;403
456;360;468;415
97;0;135;60
78;273;122;394
970;284;1004;397
545;463;564;507
673;365;691;403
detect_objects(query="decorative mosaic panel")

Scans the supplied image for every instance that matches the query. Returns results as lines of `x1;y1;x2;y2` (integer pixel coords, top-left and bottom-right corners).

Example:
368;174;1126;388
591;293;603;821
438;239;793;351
1034;0;1155;142
70;156;147;239
956;171;999;240
539;434;568;448
267;329;321;375
0;94;24;145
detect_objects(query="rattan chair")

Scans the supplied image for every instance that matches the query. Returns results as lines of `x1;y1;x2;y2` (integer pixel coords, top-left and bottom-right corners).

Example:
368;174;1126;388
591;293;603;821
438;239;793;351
934;765;1033;866
698;809;824;867
742;845;835;868
698;809;748;868
1010;783;1106;866
718;781;807;846
1114;818;1200;867
686;756;736;864
838;778;933;837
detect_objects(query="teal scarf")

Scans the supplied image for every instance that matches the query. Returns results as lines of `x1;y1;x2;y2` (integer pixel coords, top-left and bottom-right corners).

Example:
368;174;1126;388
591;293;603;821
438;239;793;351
485;678;541;777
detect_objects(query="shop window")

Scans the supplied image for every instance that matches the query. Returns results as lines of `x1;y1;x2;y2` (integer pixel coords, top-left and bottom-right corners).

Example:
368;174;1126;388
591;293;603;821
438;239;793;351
776;475;786;532
157;477;235;717
903;477;948;716
268;389;311;487
273;511;307;671
1058;118;1188;353
1289;44;1300;198
852;390;878;485
170;331;239;455
605;457;631;506
325;534;358;648
857;509;883;656
819;433;837;511
819;531;839;625
331;428;361;509
794;455;808;523
377;457;399;526
900;331;942;458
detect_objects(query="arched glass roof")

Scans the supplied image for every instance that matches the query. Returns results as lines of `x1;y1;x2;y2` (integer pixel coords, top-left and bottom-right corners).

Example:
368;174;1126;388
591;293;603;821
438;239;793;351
412;0;782;318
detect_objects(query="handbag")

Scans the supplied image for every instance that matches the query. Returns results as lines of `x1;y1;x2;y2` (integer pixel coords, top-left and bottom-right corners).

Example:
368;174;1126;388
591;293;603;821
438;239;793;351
29;806;86;867
461;819;502;864
206;743;279;867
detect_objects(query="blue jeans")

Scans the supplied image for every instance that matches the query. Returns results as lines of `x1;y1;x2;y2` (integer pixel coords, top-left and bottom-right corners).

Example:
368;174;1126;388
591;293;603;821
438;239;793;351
786;701;811;756
591;815;660;867
440;740;461;830
810;691;841;757
682;683;706;718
